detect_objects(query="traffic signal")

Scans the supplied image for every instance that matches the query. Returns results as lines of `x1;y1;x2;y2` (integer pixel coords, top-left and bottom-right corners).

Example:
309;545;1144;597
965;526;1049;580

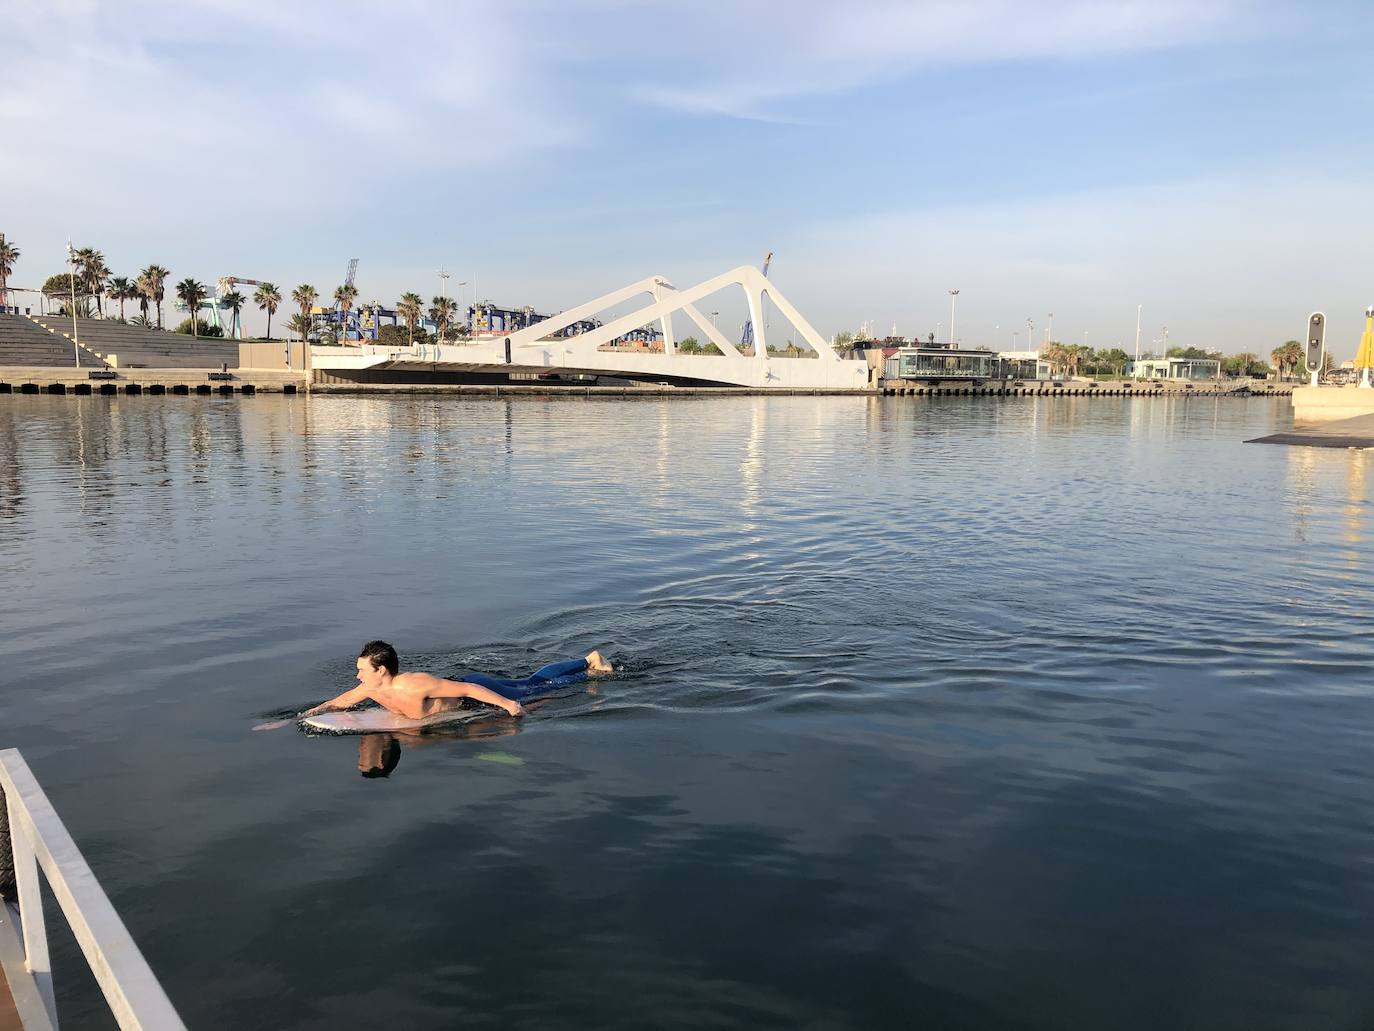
1305;312;1325;374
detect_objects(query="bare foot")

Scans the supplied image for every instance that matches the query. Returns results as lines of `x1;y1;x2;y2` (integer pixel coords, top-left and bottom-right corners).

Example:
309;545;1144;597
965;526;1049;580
585;650;614;675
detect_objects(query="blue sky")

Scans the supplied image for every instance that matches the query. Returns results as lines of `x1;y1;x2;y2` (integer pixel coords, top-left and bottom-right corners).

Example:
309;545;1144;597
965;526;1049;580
3;0;1372;356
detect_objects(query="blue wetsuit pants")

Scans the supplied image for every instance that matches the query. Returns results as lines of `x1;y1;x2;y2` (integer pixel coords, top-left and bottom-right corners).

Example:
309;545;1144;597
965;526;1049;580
460;658;589;702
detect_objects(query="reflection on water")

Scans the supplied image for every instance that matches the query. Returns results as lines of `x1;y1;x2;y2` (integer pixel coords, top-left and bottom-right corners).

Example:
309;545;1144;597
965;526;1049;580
6;393;1374;1029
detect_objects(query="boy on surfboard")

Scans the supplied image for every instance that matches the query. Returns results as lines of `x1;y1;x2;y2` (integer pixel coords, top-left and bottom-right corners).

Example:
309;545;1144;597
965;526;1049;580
302;641;614;722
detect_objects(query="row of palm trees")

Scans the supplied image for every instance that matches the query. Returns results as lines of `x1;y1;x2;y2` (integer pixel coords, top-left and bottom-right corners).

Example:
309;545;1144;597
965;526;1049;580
6;237;467;345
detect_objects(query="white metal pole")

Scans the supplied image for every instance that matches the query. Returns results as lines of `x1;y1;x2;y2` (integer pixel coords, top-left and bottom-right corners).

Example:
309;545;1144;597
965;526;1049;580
948;289;959;347
66;241;80;369
1134;304;1141;362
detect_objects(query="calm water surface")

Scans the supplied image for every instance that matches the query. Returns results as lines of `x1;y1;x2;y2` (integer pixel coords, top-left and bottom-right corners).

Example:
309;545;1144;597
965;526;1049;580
3;394;1374;1029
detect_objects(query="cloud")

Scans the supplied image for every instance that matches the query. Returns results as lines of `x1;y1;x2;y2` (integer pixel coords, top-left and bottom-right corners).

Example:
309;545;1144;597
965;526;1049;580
618;0;1260;120
0;0;582;227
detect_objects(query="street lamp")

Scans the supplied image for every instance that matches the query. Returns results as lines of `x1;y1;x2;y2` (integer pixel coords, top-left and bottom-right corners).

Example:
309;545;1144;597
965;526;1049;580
948;289;960;347
65;240;80;368
1047;312;1054;345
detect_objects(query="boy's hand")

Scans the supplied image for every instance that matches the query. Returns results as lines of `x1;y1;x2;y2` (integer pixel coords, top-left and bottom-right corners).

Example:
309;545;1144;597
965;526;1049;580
506;701;526;717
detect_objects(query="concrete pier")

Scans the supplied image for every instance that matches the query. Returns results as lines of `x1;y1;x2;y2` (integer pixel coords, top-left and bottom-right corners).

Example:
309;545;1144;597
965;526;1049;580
1247;413;1374;448
0;367;305;395
1290;385;1374;423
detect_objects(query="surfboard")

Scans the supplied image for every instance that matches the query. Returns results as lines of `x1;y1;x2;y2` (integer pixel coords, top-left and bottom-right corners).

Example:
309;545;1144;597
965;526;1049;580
301;706;492;735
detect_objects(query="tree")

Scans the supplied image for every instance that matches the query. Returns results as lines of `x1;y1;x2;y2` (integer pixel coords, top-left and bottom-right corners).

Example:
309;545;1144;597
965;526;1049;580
1225;351;1260;379
1166;345;1220;360
175;278;208;337
134;273;151;324
397;291;423;347
253;282;282;340
108;276;135;320
292;284;317;341
174;317;223;337
1271;340;1303;381
377;323;428;348
0;236;18;303
334;283;359;341
72;247;110;317
677;335;702;354
428;295;458;341
1101;348;1130;377
286;313;312;341
221;290;245;335
140;265;170;329
833;330;855;353
41;272;90;316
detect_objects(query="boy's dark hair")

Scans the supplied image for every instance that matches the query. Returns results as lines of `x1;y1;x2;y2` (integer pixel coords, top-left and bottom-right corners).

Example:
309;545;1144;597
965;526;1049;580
359;640;399;677
359;736;402;779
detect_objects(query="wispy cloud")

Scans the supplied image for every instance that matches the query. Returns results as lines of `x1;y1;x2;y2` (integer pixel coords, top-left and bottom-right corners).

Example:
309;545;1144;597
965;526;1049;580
620;0;1260;120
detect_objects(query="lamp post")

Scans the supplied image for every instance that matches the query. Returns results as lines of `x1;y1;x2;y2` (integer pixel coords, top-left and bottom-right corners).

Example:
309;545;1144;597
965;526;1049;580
1134;304;1142;362
65;240;80;368
948;289;959;347
1047;312;1054;346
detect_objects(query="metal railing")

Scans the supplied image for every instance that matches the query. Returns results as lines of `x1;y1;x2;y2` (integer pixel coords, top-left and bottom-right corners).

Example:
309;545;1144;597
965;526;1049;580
0;749;184;1030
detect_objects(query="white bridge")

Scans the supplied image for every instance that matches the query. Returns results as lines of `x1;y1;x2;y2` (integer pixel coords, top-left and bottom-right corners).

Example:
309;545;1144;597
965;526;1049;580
310;265;871;390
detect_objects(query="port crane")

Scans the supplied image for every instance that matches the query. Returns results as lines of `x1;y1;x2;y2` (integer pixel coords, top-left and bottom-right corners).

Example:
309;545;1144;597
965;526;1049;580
215;276;264;339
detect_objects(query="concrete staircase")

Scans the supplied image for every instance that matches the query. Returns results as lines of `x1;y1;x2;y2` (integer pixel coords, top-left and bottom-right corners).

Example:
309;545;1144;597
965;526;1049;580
28;316;240;369
0;313;109;368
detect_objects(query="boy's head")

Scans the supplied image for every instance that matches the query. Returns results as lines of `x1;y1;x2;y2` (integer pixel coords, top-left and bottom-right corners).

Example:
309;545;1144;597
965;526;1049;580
357;640;399;684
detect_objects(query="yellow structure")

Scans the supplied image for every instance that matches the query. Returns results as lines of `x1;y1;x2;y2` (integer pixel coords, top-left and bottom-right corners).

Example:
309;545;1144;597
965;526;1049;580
1356;306;1374;387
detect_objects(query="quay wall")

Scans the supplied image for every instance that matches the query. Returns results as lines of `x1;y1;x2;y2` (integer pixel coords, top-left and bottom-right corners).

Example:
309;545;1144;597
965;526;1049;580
0;367;1293;401
1291;385;1374;424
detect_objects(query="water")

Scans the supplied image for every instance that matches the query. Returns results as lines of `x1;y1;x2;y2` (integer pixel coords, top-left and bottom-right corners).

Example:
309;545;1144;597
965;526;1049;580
3;393;1374;1029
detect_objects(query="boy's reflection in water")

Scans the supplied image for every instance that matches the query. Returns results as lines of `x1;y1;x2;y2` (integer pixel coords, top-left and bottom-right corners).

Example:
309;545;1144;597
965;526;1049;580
355;714;522;779
353;682;606;778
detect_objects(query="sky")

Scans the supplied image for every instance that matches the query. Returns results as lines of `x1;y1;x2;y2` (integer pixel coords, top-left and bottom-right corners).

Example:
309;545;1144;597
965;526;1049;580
3;0;1372;357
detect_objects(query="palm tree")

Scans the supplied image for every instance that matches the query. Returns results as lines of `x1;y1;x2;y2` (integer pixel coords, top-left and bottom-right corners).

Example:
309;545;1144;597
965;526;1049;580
108;276;135;320
135;272;152;324
334;283;358;342
1271;340;1303;381
0;235;18;305
141;264;170;329
221;290;245;337
286;313;312;341
72;248;108;316
397;291;423;347
292;284;317;342
253;282;282;340
429;295;458;342
175;278;207;337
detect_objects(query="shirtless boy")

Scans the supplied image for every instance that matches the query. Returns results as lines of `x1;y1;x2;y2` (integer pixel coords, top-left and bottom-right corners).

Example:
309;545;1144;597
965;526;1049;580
303;640;614;721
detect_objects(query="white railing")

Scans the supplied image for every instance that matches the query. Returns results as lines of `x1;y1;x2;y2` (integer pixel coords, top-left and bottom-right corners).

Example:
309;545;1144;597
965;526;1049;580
0;749;184;1030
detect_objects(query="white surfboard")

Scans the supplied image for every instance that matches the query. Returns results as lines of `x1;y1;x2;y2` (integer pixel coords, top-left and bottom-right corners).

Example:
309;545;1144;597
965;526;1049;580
301;706;492;735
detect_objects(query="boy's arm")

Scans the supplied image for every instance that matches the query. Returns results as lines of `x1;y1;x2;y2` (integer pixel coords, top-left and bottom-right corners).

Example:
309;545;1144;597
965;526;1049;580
301;686;370;718
425;678;524;717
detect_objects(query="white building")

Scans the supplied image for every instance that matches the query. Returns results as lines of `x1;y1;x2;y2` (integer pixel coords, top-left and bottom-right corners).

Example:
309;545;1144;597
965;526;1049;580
1127;356;1221;380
